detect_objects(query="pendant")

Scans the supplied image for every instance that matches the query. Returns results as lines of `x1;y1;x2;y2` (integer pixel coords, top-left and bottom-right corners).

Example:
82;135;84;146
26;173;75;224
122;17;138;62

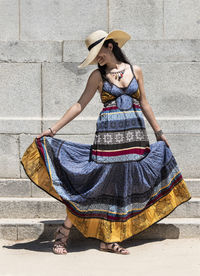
118;72;124;81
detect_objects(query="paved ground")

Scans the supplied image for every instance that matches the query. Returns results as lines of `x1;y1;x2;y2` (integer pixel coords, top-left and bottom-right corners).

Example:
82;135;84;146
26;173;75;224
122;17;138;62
0;238;200;276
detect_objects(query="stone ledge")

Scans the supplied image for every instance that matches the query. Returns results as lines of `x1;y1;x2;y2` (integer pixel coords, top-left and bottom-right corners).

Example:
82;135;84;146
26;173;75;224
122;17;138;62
0;218;200;241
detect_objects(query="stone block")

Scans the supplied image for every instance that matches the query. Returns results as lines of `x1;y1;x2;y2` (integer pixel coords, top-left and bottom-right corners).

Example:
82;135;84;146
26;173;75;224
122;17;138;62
0;118;41;135
63;40;86;62
31;183;53;198
0;179;31;197
145;118;200;134
0;0;18;40
132;218;200;239
42;118;97;135
0;224;17;240
42;62;102;118
185;179;200;197
165;134;200;179
109;0;164;40
17;220;80;241
0;41;62;62
0;63;41;133
17;223;44;240
164;0;200;39
123;39;200;63
0;134;20;178
21;0;108;40
138;62;200;117
0;198;67;219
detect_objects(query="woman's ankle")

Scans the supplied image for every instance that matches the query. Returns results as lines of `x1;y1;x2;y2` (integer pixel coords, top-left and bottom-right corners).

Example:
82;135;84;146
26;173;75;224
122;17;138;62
63;223;72;229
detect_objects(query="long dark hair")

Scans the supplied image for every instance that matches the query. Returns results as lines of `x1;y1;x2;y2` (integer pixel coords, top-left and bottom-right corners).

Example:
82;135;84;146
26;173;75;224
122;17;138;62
97;39;131;78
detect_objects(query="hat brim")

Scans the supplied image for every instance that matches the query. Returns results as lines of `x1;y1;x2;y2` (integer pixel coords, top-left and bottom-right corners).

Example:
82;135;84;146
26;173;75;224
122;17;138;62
78;30;131;69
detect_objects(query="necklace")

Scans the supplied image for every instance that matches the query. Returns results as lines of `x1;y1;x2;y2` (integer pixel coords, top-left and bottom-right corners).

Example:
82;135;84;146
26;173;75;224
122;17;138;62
107;67;126;81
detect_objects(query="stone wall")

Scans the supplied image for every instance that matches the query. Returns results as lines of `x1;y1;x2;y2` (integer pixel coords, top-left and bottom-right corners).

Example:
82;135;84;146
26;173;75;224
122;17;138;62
0;0;200;184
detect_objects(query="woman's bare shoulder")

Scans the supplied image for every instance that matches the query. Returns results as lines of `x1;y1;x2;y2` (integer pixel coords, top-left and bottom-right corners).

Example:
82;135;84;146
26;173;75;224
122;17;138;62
89;68;102;80
89;68;103;93
132;64;143;81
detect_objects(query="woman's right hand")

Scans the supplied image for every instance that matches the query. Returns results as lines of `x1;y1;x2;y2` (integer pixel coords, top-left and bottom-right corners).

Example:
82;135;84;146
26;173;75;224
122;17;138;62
36;129;55;139
156;134;170;148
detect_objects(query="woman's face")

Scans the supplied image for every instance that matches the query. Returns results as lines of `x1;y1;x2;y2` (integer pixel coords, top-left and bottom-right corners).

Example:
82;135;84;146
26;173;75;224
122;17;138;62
96;43;113;66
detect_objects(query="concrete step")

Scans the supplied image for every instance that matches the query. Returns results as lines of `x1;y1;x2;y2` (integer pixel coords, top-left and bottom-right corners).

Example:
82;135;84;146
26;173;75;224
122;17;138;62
0;197;198;219
0;197;67;219
0;218;200;241
0;178;199;197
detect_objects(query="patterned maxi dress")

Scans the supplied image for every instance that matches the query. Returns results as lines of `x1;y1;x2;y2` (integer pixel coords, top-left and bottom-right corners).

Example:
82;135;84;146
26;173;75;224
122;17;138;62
21;64;191;243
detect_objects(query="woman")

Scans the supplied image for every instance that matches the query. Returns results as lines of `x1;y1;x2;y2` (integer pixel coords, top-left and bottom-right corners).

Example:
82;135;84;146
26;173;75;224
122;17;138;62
21;30;191;255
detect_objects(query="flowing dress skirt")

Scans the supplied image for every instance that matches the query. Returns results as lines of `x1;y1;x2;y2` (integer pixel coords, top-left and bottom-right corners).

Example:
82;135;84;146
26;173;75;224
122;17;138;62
21;136;191;243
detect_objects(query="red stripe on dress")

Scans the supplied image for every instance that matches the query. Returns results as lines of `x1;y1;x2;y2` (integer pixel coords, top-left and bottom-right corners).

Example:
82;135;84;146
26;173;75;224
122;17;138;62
92;147;150;157
102;103;141;111
36;138;45;161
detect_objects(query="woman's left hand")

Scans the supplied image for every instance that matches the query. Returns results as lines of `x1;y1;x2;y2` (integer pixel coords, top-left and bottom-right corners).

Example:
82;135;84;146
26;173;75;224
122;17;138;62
156;134;170;148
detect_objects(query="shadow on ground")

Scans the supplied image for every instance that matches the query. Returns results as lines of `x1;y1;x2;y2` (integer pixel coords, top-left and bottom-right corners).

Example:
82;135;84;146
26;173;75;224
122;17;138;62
1;237;166;254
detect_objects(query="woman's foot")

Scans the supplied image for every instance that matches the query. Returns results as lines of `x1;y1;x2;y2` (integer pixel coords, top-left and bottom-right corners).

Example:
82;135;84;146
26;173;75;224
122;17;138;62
100;242;130;255
52;223;71;254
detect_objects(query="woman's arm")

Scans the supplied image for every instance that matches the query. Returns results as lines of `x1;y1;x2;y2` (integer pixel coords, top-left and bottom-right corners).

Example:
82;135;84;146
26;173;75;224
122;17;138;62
37;69;101;138
134;65;169;147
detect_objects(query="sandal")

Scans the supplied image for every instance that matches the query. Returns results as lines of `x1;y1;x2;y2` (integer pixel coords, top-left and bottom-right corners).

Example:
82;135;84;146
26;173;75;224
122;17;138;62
52;223;71;255
100;242;130;255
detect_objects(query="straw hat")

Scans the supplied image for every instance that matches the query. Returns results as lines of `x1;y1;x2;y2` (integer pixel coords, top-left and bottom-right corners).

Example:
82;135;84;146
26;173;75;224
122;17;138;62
78;30;131;68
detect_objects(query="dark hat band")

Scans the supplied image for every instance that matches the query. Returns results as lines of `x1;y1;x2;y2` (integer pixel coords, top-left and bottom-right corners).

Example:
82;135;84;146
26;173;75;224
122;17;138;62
88;37;106;51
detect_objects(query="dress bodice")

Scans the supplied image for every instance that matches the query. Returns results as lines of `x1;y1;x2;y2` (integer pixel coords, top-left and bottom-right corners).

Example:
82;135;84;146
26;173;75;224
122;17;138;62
100;64;141;111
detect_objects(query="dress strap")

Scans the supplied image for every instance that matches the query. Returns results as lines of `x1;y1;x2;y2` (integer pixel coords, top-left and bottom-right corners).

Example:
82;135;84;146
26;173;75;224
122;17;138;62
130;64;136;78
